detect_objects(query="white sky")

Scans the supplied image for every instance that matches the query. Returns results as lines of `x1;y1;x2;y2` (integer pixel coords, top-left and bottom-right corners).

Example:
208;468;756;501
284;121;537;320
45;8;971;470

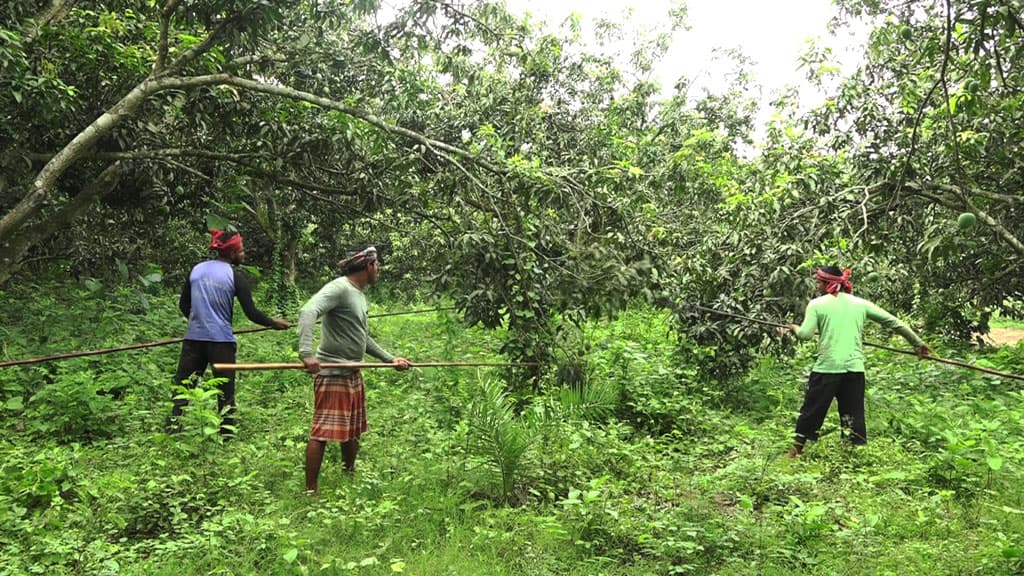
504;0;870;134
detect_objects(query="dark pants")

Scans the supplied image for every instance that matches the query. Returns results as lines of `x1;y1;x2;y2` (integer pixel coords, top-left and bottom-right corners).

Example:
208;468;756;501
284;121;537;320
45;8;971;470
170;339;237;435
794;372;867;446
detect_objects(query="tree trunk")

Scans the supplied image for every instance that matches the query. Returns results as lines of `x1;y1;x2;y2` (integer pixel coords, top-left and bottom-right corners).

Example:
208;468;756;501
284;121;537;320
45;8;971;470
0;75;235;281
284;235;298;284
0;162;125;286
0;80;160;247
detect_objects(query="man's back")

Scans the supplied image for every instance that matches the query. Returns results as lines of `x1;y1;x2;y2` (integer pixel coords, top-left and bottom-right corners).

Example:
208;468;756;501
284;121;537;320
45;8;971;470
796;293;923;373
185;260;236;342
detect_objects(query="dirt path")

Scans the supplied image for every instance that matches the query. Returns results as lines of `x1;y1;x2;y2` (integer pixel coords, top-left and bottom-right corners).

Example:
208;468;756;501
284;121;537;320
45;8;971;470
983;327;1024;347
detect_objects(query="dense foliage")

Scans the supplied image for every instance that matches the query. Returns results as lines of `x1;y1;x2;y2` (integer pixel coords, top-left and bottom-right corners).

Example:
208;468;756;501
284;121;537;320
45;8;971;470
4;0;1020;379
2;1;1023;573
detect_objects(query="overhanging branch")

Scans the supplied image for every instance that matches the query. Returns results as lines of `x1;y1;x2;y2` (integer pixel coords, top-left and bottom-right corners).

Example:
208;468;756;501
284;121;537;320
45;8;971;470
214;75;505;175
27;149;268;163
30;148;363;197
907;184;1024;257
926;182;1022;204
3;71;508;254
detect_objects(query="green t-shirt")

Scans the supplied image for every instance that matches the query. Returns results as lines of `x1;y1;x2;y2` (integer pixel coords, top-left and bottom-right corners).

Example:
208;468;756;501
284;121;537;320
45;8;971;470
297;276;394;375
794;293;925;373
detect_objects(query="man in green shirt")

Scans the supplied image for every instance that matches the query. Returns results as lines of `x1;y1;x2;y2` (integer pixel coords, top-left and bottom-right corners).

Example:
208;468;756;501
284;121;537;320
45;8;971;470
297;246;409;493
785;266;930;457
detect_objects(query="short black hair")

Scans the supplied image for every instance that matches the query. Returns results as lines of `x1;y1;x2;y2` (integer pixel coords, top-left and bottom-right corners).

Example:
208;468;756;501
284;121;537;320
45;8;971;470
344;259;372;274
819;265;843;276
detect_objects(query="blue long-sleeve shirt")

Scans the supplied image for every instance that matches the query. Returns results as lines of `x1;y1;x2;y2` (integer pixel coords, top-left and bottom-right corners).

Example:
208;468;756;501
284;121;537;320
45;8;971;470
179;260;274;342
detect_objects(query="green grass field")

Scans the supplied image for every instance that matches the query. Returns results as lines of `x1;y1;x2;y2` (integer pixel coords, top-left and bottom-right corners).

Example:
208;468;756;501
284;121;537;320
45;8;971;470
1;285;1023;575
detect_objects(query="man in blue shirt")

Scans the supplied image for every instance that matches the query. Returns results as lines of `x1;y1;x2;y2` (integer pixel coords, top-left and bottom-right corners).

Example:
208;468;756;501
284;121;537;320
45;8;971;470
170;229;288;435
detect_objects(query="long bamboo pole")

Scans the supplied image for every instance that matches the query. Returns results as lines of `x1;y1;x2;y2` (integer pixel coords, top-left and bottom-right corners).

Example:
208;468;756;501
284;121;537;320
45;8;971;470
861;341;1024;382
676;300;1024;383
213;361;537;371
0;326;272;369
0;307;457;369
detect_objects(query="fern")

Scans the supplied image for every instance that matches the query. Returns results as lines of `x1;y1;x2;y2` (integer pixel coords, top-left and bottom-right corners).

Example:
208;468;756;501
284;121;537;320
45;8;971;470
557;378;618;421
465;379;531;502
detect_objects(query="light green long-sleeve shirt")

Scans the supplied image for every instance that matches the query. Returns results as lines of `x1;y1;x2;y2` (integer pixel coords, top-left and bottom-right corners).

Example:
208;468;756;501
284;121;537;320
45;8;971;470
297;276;394;375
794;293;925;373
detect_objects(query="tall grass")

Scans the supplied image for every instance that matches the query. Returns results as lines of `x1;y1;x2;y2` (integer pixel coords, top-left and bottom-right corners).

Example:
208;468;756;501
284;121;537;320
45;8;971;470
1;283;1022;575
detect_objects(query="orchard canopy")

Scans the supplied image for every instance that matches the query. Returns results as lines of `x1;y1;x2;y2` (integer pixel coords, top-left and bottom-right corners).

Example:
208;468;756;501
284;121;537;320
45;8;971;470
2;0;1020;350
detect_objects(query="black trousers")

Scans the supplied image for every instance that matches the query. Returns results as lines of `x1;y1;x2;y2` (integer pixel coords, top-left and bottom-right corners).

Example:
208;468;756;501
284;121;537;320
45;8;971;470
794;371;867;445
170;339;237;434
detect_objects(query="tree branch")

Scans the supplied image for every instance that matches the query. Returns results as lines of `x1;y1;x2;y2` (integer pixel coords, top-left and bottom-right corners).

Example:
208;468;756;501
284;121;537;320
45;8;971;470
215;75;506;175
27;149;269;163
157;10;245;78
925;182;1022;204
30;148;363;197
907;185;1024;258
24;0;80;44
291;187;407;235
152;0;181;75
965;199;1024;257
2;71;507;266
905;186;958;209
158;157;211;181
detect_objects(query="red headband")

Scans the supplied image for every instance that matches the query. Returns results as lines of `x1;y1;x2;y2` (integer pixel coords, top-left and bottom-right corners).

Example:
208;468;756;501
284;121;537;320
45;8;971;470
209;229;243;253
815;268;852;296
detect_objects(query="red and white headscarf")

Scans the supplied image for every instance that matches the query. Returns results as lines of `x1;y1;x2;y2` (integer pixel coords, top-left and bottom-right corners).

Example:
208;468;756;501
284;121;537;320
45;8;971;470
337;246;377;273
209;229;243;254
815;268;853;296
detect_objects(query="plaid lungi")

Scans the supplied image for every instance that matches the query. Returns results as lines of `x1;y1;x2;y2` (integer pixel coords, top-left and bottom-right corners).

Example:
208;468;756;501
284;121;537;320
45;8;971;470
310;371;368;442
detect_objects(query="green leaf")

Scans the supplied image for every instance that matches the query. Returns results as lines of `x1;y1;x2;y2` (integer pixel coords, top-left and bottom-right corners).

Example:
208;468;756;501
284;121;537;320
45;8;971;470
206;214;235;232
5;397;24;411
986;456;1003;471
282;548;298;563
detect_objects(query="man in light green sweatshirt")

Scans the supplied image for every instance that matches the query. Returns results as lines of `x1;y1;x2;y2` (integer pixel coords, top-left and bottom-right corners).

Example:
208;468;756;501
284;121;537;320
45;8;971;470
785;266;931;457
297;246;409;493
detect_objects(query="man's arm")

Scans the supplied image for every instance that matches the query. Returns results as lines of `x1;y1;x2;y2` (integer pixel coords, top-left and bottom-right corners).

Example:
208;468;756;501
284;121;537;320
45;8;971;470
232;269;279;327
792;302;818;340
366;334;410;370
365;335;395;363
865;301;927;348
179;277;191;318
297;282;346;359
